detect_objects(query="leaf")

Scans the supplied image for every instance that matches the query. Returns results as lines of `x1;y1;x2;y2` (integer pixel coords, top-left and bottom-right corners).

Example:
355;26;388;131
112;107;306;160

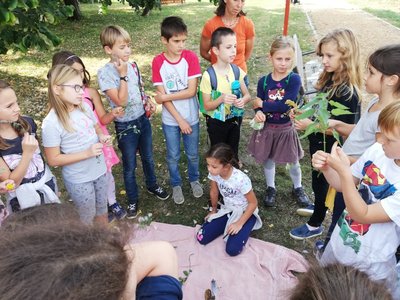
43;12;55;24
295;108;315;120
329;100;349;110
8;0;18;10
331;109;353;116
332;129;342;145
300;122;318;139
299;97;319;110
316;108;330;126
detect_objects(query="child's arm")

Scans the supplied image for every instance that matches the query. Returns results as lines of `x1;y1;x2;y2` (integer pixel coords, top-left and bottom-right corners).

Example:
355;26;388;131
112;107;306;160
226;190;257;235
0;133;38;187
155;85;192;134
328;119;356;138
205;180;219;220
104;61;129;107
88;87;124;125
154;77;199;104
44;144;103;167
325;142;391;224
202;92;236;111
233;81;251;109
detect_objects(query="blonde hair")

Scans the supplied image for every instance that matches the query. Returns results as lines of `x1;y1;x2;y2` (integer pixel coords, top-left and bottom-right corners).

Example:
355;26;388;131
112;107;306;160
378;101;400;135
47;64;84;132
315;29;362;101
100;25;131;48
269;36;295;69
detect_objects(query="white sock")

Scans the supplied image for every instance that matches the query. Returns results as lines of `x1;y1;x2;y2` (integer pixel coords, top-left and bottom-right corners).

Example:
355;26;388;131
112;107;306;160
289;161;302;189
263;159;276;188
306;223;319;231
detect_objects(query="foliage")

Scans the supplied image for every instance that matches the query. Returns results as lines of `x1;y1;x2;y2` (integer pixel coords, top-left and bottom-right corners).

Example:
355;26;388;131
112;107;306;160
197;0;218;5
100;0;161;16
294;92;353;150
0;0;74;54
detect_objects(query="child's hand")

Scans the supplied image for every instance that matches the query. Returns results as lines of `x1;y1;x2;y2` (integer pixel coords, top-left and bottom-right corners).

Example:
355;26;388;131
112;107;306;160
146;96;157;113
178;119;192;135
294;118;312;131
312;150;330;171
204;210;216;221
221;93;236;105
254;111;266;123
98;134;112;147
154;91;165;104
112;107;125;118
253;98;263;109
22;132;38;155
114;59;127;77
327;142;351;174
328;119;341;129
0;179;15;193
87;143;104;157
227;222;243;235
234;97;245;109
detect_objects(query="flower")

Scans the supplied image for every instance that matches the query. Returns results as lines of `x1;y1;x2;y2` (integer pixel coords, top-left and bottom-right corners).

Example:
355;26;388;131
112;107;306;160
6;183;15;191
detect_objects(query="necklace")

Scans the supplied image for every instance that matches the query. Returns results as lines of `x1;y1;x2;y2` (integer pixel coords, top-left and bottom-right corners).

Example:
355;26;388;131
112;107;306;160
222;16;239;28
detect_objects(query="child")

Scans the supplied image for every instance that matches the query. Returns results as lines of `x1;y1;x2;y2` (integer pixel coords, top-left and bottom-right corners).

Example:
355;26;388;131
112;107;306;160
51;50;127;221
97;25;169;218
42;64;110;224
289;29;362;240
0;80;59;214
196;143;262;256
199;27;251;160
312;101;400;297
247;36;311;208
152;16;203;205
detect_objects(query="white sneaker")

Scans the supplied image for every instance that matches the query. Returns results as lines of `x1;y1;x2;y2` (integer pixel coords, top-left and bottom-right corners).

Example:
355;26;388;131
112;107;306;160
190;181;203;198
173;186;185;205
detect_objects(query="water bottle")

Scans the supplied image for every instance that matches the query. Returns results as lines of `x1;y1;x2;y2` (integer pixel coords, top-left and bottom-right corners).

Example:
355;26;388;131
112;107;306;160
231;80;244;117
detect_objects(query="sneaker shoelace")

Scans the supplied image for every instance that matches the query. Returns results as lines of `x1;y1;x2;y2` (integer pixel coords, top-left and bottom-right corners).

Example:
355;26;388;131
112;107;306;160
128;204;136;210
154;187;164;194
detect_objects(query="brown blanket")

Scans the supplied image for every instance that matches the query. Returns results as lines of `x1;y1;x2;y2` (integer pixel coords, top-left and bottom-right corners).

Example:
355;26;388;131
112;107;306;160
133;222;309;300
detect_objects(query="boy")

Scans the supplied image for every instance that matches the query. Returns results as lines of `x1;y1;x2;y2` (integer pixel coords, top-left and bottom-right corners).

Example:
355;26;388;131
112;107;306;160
97;25;169;218
152;16;203;205
199;27;251;160
312;101;400;296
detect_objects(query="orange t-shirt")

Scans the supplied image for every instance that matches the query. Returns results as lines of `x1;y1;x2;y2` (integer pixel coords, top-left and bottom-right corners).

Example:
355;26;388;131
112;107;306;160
201;15;255;73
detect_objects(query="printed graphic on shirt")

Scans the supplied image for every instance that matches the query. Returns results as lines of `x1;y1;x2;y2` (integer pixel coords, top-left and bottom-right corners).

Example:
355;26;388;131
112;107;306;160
3;149;44;179
267;88;285;101
218;182;239;199
337;160;397;254
164;68;187;93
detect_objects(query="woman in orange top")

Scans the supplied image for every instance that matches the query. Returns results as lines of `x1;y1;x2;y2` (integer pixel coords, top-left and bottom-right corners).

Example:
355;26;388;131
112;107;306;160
200;0;255;73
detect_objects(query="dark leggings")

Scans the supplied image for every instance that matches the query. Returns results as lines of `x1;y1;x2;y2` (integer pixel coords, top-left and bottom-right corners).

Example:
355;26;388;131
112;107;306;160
197;214;257;256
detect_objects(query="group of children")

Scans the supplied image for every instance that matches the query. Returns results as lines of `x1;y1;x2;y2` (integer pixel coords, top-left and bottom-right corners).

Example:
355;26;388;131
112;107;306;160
1;13;400;297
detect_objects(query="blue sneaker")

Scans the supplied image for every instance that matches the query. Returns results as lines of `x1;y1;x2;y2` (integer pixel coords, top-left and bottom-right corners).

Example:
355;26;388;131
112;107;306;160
296;204;315;217
289;223;324;240
110;202;127;220
108;210;116;224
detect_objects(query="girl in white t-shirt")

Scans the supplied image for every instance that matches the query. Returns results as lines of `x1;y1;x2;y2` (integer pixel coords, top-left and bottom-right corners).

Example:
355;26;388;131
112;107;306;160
42;64;111;224
196;143;262;256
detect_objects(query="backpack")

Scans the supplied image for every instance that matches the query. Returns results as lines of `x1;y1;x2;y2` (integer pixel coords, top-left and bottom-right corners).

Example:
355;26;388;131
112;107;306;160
198;63;240;121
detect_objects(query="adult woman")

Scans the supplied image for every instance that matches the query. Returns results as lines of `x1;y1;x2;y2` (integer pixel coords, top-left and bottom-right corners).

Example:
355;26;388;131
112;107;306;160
200;0;255;73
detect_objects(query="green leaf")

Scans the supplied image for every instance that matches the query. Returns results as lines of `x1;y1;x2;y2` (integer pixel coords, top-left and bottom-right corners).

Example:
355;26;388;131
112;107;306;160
329;100;349;110
300;97;319;110
331;109;353;116
300;122;318;139
317;107;330;125
295;108;315;120
8;0;18;10
332;129;342;145
43;12;55;24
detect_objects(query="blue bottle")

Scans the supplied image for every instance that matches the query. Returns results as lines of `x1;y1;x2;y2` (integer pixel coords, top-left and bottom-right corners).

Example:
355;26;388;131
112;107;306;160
231;80;244;117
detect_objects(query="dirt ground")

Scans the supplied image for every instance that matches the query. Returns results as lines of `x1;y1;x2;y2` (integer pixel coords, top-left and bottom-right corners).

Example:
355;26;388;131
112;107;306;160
298;0;400;103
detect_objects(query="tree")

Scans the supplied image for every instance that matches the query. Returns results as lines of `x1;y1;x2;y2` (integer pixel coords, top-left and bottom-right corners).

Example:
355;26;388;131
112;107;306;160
100;0;161;17
0;0;74;54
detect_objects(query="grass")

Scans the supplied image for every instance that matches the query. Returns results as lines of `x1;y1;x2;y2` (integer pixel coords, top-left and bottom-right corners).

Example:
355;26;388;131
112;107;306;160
1;0;318;253
348;0;400;28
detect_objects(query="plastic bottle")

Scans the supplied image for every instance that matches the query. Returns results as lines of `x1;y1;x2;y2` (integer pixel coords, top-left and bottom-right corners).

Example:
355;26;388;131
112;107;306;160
231;80;244;117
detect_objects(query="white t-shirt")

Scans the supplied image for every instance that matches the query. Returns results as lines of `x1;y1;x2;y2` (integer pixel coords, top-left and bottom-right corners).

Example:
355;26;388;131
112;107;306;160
42;102;106;184
152;50;201;126
323;142;400;290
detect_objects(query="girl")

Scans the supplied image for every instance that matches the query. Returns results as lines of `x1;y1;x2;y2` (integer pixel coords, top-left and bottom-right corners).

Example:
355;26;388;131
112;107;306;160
196;143;262;256
247;36;311;208
42;64;111;224
0;80;59;214
51;51;126;222
289;28;362;240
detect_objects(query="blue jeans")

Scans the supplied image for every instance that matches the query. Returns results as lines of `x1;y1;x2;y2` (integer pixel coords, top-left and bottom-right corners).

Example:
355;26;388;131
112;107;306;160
115;114;157;205
162;122;200;187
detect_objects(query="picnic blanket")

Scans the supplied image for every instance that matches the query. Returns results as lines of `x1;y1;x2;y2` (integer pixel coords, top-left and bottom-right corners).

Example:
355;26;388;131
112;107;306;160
133;222;309;300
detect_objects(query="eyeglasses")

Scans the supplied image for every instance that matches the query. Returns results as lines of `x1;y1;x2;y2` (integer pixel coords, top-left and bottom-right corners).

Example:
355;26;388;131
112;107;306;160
58;84;84;93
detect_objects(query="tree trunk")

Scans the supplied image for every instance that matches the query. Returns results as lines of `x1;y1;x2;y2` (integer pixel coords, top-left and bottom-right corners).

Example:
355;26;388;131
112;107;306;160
64;0;82;20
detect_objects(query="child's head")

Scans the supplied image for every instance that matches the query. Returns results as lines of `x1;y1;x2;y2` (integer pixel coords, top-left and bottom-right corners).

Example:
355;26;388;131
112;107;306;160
0;218;130;300
100;25;132;62
211;27;236;64
160;16;188;57
315;29;362;97
366;44;400;96
47;64;84;131
377;101;400;161
290;263;392;300
0;80;31;149
269;36;296;73
206;143;239;176
52;50;91;86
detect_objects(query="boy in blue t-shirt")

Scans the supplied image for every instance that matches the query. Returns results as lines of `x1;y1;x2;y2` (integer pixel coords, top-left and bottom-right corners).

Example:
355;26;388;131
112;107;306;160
97;25;169;218
152;16;203;205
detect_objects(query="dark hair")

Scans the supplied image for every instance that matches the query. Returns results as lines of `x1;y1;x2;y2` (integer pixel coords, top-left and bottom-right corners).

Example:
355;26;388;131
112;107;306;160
206;143;239;168
0;80;32;150
290;262;393;300
51;50;91;86
0;214;130;300
369;44;400;96
161;16;187;41
211;27;235;48
215;0;246;17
